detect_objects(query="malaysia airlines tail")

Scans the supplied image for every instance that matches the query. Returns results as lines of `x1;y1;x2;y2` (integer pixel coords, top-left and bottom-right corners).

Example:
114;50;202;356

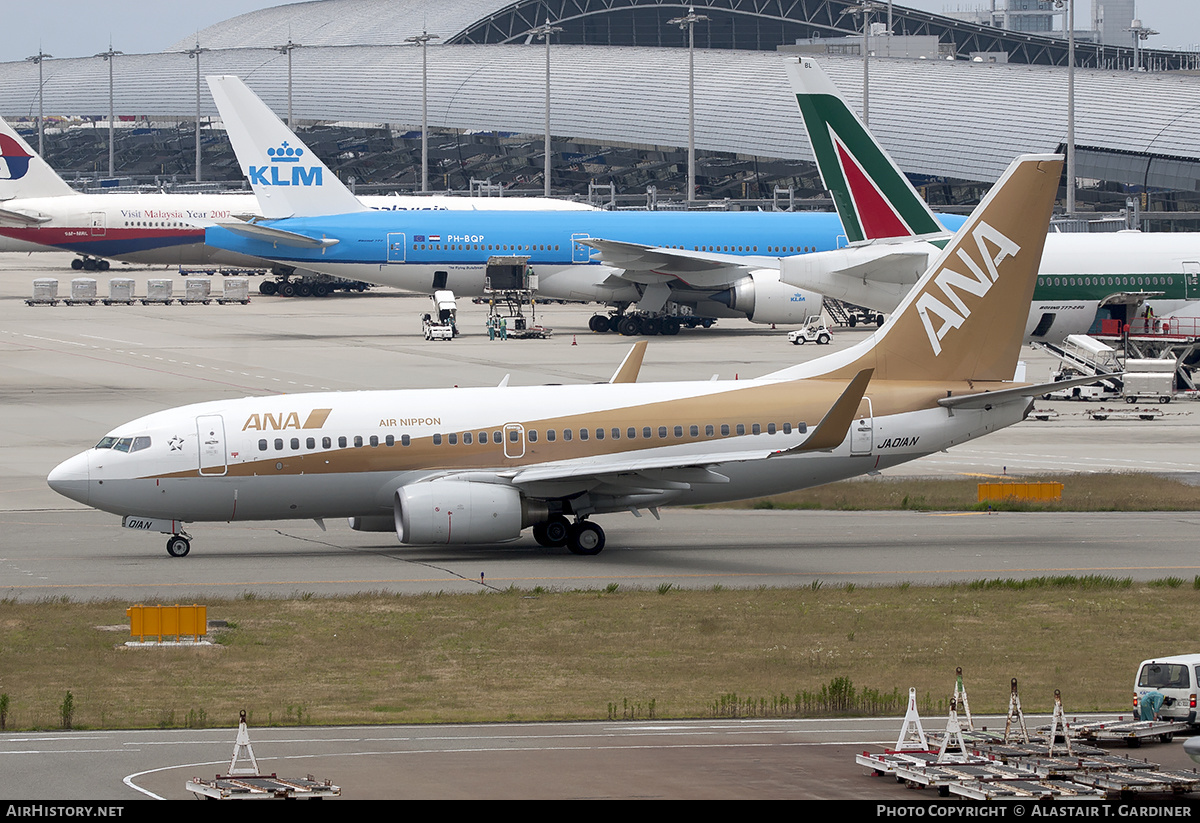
0;116;77;200
786;57;946;244
771;153;1062;385
206;75;367;219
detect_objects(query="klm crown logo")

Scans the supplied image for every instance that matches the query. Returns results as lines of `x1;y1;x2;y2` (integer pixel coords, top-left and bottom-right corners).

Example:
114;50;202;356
248;141;323;187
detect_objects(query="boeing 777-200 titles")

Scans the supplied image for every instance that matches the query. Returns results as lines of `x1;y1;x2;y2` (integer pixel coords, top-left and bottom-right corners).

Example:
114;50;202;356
48;154;1107;558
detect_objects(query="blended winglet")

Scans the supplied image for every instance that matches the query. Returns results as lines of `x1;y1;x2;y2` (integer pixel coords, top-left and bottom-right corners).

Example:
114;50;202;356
609;340;648;384
776;368;873;454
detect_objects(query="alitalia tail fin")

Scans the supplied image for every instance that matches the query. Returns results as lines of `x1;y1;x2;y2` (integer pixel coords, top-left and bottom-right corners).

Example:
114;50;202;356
0;115;77;200
786;57;944;244
206;76;367;220
772;154;1062;385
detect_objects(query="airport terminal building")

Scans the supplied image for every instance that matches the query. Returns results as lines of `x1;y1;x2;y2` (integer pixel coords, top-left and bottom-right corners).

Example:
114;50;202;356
2;0;1200;218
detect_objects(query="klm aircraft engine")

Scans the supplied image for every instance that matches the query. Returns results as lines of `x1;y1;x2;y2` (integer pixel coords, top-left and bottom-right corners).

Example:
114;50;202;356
712;270;825;325
393;480;549;545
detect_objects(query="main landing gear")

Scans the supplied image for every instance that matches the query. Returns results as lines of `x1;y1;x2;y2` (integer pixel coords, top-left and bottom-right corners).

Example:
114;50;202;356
71;256;110;271
532;515;606;555
589;312;714;336
166;534;191;557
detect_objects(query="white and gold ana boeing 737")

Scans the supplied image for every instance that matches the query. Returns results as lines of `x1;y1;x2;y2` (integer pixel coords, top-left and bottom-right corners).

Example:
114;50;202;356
48;154;1099;558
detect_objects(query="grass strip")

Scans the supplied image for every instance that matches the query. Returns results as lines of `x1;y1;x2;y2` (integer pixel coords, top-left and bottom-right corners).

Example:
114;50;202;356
3;575;1197;731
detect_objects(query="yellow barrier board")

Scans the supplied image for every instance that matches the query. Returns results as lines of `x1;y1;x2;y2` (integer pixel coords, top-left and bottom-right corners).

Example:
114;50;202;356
127;604;207;642
977;482;1064;502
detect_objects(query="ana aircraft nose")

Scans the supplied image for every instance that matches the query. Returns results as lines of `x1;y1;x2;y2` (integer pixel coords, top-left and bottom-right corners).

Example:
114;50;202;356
47;451;90;505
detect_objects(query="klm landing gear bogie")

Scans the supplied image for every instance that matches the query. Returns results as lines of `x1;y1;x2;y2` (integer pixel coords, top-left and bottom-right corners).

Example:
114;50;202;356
590;311;712;336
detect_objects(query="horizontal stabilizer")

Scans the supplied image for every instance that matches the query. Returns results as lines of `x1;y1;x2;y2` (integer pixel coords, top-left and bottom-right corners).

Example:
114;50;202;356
213;220;338;249
938;372;1122;410
0;206;51;225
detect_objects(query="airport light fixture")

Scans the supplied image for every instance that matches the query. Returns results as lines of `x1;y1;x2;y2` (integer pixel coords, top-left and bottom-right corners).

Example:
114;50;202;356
531;18;563;198
94;45;122;178
24;50;52;156
1054;0;1076;216
405;30;440;194
667;6;708;204
1128;20;1158;72
185;41;209;183
273;39;302;127
838;1;888;128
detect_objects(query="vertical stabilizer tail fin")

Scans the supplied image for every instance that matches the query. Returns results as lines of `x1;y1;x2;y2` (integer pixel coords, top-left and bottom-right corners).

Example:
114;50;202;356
206;75;367;219
0;116;77;200
786;57;944;243
815;154;1063;384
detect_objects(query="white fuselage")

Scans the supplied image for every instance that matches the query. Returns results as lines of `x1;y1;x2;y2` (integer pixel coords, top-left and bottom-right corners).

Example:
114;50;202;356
781;232;1200;341
48;379;1022;527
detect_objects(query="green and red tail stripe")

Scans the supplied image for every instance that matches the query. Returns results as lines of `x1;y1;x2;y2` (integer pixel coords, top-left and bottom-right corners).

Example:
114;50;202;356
788;58;945;244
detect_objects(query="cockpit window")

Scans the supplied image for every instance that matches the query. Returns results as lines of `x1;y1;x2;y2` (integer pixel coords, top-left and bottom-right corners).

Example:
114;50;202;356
95;435;151;453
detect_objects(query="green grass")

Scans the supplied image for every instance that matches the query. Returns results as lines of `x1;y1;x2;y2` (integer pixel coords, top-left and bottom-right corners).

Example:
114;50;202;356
2;576;1196;731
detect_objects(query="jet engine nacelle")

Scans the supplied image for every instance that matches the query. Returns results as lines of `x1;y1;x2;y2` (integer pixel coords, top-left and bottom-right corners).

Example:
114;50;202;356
393;480;547;545
712;270;824;325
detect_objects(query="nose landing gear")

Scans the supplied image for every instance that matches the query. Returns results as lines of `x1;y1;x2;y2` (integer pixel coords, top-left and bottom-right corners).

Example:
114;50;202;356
166;534;192;557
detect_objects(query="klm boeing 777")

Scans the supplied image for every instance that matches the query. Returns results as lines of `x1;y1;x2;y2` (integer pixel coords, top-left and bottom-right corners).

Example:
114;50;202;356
201;75;973;334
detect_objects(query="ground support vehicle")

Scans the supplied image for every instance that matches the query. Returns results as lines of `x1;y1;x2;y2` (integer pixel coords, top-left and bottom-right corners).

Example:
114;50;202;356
787;317;832;345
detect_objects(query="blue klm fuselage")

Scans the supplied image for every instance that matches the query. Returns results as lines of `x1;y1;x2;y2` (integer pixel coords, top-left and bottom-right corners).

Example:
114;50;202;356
203;208;967;304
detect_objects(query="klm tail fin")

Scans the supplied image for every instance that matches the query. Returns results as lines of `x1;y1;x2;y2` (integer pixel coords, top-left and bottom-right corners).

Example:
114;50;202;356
206;76;367;219
774;154;1062;385
786;57;944;243
0;116;76;200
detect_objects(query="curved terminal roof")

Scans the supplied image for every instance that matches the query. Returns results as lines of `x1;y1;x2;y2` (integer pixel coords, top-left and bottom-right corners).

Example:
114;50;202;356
164;0;514;51
2;0;1198;191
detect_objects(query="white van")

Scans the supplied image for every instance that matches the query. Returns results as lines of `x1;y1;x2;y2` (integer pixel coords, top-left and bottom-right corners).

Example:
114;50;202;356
1134;655;1200;725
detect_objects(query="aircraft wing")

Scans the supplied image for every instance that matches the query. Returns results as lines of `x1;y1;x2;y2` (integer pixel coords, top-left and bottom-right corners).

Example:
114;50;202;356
579;237;775;289
498;368;871;497
0;206;51;226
